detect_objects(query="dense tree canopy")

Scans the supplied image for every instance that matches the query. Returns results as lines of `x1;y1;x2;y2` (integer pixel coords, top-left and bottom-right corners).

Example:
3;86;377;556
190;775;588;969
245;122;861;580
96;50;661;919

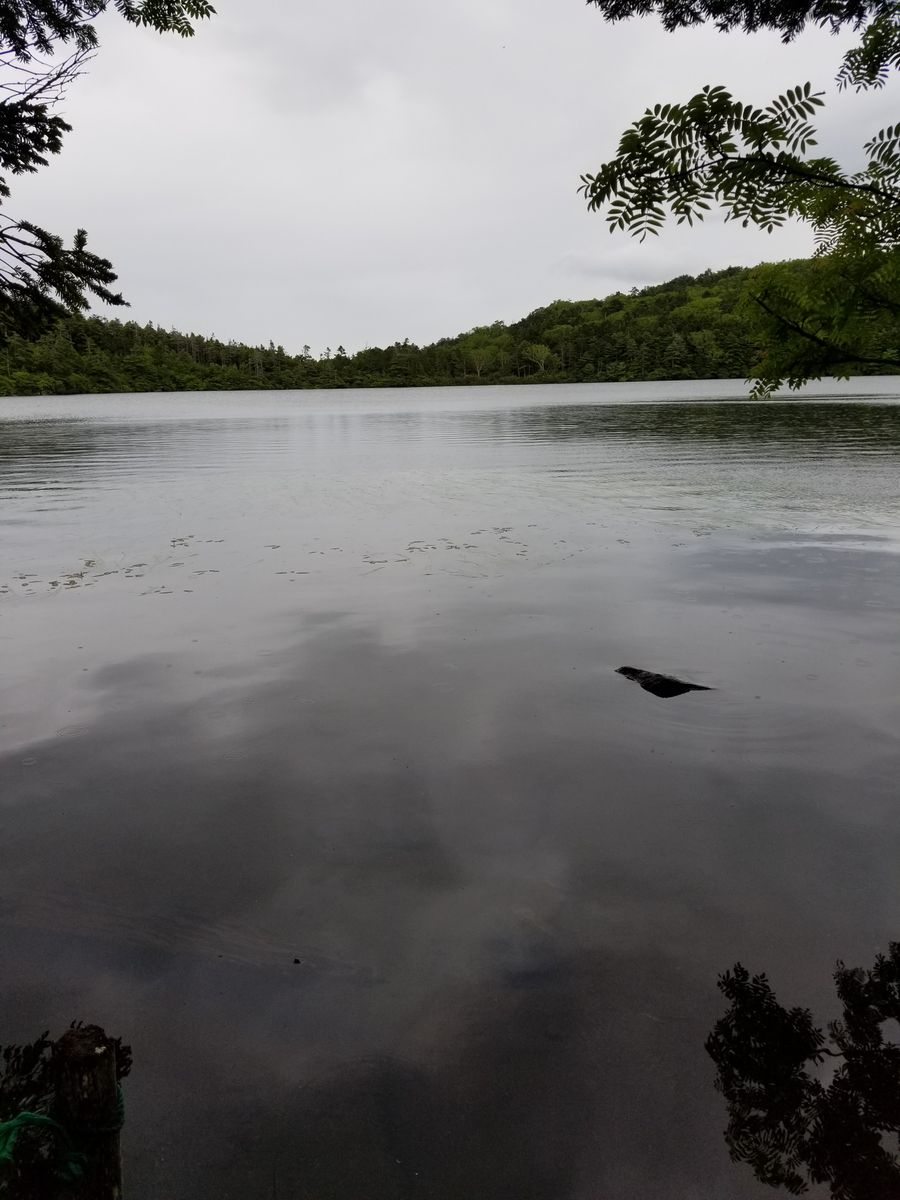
0;265;790;393
0;0;213;339
582;0;900;395
2;261;895;395
586;0;886;41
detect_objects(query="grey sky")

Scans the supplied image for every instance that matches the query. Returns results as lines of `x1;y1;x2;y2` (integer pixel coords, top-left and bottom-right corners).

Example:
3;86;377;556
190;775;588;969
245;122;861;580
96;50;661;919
12;0;899;353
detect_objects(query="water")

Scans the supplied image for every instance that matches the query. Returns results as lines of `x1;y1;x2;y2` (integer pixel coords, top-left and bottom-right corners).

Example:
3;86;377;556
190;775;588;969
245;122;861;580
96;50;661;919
2;378;900;1198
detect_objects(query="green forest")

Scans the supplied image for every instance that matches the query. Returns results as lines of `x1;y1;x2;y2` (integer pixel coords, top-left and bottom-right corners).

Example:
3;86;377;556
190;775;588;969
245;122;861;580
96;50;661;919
0;263;781;395
3;260;895;397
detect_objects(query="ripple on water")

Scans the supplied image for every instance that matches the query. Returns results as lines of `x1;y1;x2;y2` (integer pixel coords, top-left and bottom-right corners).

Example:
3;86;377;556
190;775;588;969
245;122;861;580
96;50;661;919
2;384;900;1200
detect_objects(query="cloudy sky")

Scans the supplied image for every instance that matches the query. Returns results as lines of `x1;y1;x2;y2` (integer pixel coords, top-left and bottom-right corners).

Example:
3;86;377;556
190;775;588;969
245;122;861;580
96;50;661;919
12;0;898;353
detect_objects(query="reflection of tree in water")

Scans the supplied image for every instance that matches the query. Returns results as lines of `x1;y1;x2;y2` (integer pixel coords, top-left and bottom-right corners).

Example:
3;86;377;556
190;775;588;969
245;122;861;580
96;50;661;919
706;945;900;1198
497;402;900;450
0;420;98;467
0;417;288;487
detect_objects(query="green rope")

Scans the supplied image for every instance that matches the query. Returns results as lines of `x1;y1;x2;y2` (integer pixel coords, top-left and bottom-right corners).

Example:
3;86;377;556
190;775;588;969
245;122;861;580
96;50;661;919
0;1111;65;1162
0;1110;85;1181
0;1088;123;1183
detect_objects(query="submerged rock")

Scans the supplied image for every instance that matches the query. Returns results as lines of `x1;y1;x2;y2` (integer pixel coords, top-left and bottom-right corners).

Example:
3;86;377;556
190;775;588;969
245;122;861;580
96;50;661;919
616;666;714;699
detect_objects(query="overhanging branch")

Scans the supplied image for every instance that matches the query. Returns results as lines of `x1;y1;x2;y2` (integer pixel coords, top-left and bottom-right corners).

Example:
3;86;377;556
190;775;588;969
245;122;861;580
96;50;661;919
751;290;900;368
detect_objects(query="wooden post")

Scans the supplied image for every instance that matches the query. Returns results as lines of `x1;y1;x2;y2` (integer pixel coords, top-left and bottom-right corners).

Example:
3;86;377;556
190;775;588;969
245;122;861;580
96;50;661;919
54;1025;123;1200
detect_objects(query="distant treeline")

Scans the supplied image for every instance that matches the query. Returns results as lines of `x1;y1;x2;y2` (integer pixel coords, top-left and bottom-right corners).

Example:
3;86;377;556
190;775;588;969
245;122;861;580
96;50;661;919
2;265;773;395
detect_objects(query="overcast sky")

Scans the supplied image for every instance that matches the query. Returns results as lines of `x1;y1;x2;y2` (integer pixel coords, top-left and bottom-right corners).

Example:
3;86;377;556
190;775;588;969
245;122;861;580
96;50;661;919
11;0;899;353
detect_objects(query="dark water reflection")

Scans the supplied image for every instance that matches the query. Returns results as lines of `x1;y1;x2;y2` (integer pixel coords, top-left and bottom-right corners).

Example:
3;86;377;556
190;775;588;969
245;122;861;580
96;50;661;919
482;396;900;448
2;381;900;1198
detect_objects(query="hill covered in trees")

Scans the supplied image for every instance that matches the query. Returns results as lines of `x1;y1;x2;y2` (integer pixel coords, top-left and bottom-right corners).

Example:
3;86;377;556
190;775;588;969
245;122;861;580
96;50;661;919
0;264;797;395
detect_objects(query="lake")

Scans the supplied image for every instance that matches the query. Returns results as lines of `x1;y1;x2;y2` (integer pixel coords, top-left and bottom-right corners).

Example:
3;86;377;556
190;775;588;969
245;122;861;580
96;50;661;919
2;379;900;1199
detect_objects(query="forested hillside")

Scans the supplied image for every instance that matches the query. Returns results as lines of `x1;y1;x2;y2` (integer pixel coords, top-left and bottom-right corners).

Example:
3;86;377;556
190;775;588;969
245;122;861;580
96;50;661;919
0;265;781;394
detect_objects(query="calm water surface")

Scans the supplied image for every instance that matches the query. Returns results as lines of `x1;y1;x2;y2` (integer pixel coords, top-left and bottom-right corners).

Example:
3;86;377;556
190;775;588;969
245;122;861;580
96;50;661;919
2;379;900;1198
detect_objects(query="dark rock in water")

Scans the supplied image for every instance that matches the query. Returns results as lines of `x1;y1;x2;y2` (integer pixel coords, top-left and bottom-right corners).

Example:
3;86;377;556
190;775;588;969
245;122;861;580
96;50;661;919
616;666;714;699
